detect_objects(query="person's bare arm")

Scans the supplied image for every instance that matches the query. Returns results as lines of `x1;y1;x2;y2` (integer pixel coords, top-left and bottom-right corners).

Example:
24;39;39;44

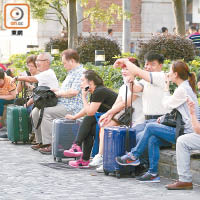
114;58;151;83
65;109;86;120
25;98;34;107
55;89;79;98
12;76;38;84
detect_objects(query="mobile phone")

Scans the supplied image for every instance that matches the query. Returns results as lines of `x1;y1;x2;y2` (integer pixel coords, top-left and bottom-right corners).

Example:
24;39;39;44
85;86;90;91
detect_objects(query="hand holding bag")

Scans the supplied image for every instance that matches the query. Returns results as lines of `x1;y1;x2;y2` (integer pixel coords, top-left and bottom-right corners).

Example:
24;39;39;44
113;82;134;126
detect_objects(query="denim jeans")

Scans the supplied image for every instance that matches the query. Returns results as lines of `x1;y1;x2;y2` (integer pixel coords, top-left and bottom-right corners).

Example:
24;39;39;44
132;119;157;166
131;122;176;174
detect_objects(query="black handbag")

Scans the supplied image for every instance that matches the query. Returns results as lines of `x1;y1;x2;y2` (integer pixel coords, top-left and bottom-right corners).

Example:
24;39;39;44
160;109;185;140
32;86;58;129
113;83;134;126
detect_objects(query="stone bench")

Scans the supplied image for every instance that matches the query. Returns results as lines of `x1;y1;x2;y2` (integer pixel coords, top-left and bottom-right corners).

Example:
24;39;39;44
159;149;200;185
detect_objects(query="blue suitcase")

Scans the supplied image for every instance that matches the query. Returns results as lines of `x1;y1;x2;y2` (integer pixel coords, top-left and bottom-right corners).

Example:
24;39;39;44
52;118;82;162
91;112;104;157
103;126;136;178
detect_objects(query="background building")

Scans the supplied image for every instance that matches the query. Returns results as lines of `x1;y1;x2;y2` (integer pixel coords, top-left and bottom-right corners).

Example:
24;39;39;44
0;0;199;62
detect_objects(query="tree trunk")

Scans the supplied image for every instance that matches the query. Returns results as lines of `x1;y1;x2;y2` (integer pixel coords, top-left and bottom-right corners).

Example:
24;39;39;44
68;0;78;49
172;0;186;36
76;1;83;37
122;0;131;53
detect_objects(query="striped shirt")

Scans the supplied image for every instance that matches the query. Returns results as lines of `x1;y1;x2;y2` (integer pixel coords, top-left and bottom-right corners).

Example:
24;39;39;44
189;32;200;50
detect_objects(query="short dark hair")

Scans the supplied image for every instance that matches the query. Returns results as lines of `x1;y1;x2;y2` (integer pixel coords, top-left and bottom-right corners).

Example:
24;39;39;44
144;51;164;64
26;55;37;68
108;29;113;35
161;27;168;33
190;25;197;31
83;70;104;86
0;68;5;79
62;49;80;63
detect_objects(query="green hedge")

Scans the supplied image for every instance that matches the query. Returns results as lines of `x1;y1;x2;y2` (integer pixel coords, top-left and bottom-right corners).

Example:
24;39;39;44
7;51;200;93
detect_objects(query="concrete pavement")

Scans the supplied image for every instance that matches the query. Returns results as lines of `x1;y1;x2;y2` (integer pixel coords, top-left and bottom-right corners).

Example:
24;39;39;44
0;140;200;200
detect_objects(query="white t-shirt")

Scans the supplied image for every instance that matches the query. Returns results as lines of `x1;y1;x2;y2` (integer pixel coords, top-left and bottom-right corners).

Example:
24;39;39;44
119;82;145;126
140;71;170;115
34;69;59;88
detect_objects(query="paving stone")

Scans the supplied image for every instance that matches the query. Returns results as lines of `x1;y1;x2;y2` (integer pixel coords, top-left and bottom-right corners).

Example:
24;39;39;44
0;141;200;200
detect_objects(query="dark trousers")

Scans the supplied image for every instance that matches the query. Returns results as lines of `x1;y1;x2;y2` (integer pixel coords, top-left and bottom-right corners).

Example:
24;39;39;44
0;99;14;116
75;116;97;161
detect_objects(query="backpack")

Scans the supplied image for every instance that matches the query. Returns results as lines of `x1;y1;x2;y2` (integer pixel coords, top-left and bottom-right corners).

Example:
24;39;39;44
33;86;58;129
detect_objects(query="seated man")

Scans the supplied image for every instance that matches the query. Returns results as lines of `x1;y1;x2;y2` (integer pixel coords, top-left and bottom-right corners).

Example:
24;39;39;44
31;49;85;154
0;68;16;129
166;98;200;190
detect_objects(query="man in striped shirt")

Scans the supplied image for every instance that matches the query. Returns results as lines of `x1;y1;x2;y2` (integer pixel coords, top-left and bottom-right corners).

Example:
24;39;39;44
188;25;200;55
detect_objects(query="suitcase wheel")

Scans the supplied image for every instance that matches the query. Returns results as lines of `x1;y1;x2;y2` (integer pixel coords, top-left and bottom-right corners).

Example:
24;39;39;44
104;170;109;176
130;171;135;178
116;171;120;179
56;157;62;162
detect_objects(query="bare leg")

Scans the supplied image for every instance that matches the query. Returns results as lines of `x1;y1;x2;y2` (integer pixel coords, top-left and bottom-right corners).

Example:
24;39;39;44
98;120;119;155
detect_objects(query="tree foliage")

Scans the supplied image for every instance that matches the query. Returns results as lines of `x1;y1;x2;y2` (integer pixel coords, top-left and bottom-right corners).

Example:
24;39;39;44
26;0;130;29
26;0;68;28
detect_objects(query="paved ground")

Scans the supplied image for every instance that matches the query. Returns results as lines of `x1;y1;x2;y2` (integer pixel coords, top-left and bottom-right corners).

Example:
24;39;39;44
0;139;200;200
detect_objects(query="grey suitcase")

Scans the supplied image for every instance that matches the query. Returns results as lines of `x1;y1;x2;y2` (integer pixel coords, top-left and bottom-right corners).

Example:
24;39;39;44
52;118;82;162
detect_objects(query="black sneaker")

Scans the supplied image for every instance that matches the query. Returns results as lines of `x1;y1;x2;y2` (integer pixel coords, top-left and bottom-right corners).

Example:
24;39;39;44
136;172;160;183
115;153;140;166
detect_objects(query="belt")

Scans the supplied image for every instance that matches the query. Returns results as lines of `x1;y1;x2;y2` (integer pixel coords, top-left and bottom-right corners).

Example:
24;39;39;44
145;115;162;120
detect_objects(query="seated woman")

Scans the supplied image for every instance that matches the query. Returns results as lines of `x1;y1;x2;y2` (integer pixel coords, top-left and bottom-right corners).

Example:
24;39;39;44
0;68;16;129
64;70;118;168
115;60;199;183
89;58;145;172
16;55;39;113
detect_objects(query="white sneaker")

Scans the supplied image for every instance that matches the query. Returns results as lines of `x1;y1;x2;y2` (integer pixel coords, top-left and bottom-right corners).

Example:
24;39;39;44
89;154;103;167
96;165;104;173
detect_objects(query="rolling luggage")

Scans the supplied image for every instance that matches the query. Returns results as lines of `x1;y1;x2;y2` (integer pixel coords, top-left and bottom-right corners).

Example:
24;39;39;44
103;82;135;178
7;105;30;143
52;118;82;162
103;126;136;178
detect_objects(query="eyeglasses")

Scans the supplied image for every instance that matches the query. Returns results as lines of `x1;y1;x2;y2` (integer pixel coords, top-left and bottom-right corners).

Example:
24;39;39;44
36;59;48;62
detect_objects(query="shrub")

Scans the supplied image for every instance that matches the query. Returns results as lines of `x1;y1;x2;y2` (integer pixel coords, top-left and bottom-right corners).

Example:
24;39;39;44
84;63;123;91
45;37;68;53
8;51;66;82
138;34;196;64
77;35;121;65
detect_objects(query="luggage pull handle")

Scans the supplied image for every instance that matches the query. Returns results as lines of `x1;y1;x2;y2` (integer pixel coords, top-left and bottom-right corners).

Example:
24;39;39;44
125;82;134;152
18;108;23;141
59;118;77;124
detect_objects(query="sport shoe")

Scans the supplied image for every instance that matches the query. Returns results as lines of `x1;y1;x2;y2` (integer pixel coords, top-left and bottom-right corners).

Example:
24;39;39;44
64;144;83;157
137;172;160;183
96;165;104;173
89;154;103;167
115;153;140;166
69;158;90;168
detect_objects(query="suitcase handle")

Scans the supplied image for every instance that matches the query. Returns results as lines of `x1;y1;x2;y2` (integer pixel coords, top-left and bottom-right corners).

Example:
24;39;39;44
58;118;81;124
